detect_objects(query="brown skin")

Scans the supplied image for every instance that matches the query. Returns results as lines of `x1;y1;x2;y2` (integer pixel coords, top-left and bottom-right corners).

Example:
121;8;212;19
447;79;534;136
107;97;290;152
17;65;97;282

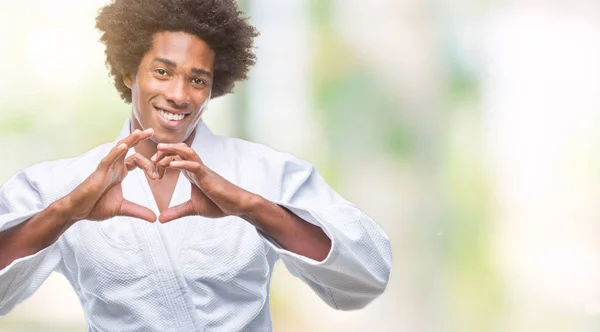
0;31;331;270
0;129;158;269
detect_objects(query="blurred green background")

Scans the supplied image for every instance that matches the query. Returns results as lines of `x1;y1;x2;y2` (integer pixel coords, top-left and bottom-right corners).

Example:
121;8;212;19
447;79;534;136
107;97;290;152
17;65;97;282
2;0;600;331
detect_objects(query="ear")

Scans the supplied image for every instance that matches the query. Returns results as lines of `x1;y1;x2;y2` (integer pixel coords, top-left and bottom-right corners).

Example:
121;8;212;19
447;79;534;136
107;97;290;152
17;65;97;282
123;73;133;89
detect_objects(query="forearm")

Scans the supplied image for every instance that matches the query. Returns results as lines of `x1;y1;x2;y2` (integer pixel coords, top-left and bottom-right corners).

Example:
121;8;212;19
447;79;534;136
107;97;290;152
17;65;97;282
0;199;74;270
242;195;332;261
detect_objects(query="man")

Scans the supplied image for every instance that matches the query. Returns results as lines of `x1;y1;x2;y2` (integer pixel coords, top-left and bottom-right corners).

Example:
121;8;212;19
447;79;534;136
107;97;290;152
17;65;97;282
0;0;392;330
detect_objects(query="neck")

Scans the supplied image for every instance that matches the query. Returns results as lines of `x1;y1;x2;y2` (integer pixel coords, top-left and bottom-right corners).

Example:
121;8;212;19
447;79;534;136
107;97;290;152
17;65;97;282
129;116;196;159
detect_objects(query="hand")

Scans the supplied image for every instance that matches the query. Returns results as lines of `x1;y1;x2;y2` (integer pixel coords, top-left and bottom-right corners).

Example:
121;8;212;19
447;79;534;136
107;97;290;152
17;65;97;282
62;129;158;223
151;143;257;223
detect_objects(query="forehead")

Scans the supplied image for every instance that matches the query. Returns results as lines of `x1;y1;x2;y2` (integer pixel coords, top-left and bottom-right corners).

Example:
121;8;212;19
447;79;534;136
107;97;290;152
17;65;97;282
146;31;215;70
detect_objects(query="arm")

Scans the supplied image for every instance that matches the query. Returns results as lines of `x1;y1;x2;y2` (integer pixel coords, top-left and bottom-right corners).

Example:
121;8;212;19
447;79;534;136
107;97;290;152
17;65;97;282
154;143;392;310
255;165;393;310
0;199;72;270
0;129;156;270
152;144;331;262
241;196;332;262
0;170;64;315
0;129;157;314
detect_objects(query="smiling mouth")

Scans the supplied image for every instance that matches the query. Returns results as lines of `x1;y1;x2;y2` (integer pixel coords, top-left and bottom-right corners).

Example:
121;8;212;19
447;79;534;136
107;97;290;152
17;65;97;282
156;107;189;121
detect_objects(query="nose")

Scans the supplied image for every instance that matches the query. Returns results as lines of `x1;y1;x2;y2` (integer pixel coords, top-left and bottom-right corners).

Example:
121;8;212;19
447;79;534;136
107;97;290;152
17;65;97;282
164;78;190;109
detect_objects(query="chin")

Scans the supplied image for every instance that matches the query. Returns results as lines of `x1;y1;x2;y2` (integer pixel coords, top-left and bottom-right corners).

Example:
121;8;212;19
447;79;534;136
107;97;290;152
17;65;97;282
150;131;186;144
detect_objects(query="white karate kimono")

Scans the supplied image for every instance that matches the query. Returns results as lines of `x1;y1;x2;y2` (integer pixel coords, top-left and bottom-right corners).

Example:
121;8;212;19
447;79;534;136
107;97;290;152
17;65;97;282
0;119;392;331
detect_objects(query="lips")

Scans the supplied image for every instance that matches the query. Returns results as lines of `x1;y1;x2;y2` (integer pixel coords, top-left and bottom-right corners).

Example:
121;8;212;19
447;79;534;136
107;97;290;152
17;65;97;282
154;106;190;129
155;106;190;119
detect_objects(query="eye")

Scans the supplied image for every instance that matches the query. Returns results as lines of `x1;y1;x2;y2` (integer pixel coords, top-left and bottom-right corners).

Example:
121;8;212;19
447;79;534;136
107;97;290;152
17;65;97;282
191;78;205;86
155;68;168;76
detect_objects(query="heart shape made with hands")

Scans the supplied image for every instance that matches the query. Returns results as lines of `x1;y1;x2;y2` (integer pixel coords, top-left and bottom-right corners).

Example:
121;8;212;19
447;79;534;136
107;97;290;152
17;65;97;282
79;128;254;226
123;139;252;224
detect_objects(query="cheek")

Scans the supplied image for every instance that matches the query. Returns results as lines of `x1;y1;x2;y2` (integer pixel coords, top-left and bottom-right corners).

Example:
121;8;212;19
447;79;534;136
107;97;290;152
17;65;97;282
190;95;211;120
196;89;211;111
129;86;142;115
131;89;145;117
197;95;210;112
132;80;160;112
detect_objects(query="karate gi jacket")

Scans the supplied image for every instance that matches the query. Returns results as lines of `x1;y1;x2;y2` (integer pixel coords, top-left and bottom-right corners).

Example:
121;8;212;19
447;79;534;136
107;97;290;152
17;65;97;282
0;119;392;331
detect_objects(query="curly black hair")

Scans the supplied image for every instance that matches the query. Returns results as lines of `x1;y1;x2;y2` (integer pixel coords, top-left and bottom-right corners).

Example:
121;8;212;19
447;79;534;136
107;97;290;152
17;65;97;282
95;0;259;102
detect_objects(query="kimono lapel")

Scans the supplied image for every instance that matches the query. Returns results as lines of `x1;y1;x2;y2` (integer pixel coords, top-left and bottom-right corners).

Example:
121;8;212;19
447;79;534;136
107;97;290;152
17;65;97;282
114;117;221;245
114;117;217;331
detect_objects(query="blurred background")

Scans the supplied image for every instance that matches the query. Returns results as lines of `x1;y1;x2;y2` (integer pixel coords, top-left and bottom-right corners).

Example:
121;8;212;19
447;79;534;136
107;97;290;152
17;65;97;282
1;0;600;331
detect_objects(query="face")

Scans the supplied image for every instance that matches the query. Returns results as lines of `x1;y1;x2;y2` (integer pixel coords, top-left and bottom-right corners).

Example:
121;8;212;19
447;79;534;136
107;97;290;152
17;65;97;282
124;31;215;144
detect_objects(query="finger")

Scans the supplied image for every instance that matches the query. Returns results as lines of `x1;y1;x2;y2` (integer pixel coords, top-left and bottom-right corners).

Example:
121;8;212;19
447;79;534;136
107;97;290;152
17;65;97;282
157;143;199;161
125;153;158;179
155;154;181;168
156;155;182;179
169;160;203;174
150;150;169;163
113;128;155;167
116;129;142;148
118;128;153;149
128;128;154;149
119;200;157;222
159;201;195;223
99;143;129;170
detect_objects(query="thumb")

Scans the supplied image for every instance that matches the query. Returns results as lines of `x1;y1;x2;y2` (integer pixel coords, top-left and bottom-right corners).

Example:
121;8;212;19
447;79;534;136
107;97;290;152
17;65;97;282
119;199;157;222
159;201;195;223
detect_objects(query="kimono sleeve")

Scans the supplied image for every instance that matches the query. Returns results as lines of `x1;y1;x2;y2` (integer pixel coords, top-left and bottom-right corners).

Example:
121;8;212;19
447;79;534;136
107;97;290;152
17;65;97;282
0;170;62;315
260;158;393;311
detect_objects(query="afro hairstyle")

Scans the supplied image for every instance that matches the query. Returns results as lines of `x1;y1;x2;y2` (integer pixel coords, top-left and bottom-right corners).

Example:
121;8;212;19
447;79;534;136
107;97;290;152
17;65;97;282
95;0;259;103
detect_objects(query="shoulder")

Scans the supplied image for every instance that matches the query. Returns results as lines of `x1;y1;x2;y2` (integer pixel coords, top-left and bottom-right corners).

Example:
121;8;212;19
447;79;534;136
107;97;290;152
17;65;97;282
24;142;113;179
216;135;314;174
8;142;115;204
211;135;315;200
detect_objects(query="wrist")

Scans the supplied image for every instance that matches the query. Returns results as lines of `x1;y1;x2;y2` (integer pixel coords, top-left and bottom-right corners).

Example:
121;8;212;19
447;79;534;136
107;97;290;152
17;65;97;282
240;193;266;222
52;196;81;226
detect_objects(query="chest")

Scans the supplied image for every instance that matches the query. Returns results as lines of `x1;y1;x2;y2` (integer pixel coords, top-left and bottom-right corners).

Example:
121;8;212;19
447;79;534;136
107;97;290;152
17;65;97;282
59;215;275;330
146;169;180;213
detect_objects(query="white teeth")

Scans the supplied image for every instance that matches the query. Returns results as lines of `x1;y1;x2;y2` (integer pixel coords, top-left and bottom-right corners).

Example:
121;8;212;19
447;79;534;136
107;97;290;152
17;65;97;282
158;109;185;121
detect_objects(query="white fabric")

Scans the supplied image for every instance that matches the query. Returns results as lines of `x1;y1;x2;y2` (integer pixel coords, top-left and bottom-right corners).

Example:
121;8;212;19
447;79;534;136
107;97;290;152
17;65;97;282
0;119;392;332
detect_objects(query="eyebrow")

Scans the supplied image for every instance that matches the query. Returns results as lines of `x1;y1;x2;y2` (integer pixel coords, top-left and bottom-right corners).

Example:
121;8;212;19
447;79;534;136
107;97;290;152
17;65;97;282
152;57;213;78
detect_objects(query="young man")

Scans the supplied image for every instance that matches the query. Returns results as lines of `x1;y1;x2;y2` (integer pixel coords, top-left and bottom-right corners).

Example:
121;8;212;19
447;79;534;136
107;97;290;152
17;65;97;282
0;0;392;330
